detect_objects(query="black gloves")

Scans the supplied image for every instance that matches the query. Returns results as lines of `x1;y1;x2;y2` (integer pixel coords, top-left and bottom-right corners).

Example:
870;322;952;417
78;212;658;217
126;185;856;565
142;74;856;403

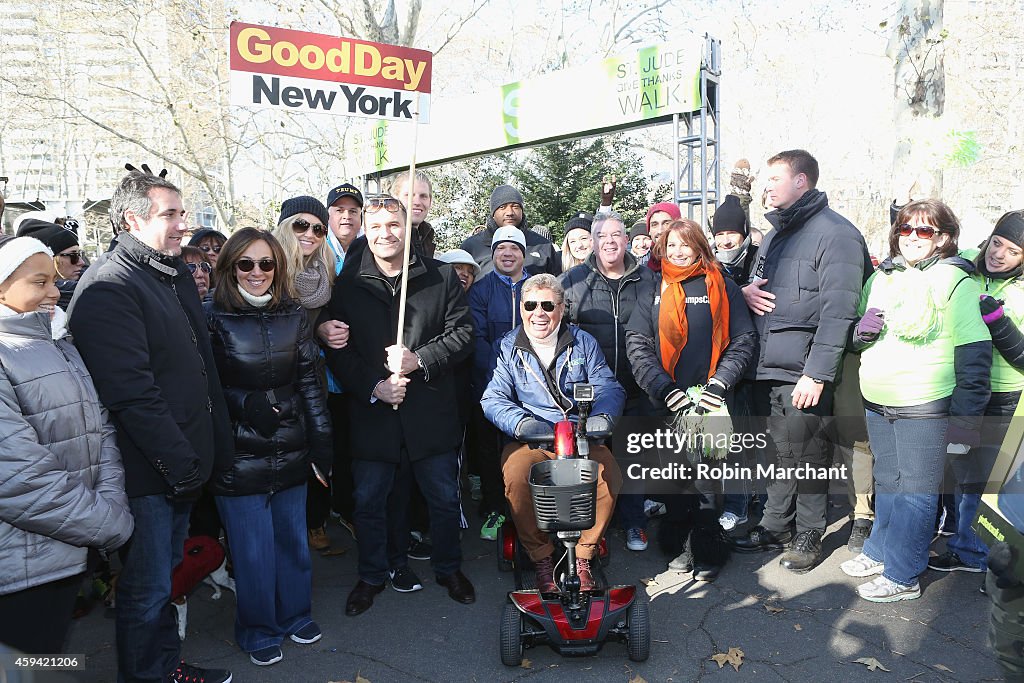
981;295;1005;324
244;392;281;438
697;380;727;414
514;417;554;442
663;385;691;412
167;461;203;502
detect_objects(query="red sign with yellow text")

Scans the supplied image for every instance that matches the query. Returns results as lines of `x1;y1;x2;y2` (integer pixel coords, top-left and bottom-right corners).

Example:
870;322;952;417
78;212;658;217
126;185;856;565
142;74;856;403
229;22;432;122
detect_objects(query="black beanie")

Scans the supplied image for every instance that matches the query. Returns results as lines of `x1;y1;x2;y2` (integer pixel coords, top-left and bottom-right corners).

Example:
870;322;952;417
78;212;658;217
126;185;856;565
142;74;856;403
490;185;525;215
16;218;79;254
992;210;1024;248
278;196;329;228
563;212;593;235
712;195;747;236
629;220;649;240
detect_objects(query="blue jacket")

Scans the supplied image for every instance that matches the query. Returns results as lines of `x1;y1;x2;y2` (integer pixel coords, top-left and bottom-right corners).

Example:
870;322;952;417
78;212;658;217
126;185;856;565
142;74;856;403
468;271;528;397
482;323;626;438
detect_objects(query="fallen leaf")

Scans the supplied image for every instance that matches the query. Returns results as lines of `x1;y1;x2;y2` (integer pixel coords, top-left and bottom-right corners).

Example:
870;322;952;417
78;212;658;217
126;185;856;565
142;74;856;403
356;675;371;683
794;624;802;631
520;658;532;669
764;603;784;614
628;675;648;683
853;657;890;672
934;664;953;673
710;647;745;671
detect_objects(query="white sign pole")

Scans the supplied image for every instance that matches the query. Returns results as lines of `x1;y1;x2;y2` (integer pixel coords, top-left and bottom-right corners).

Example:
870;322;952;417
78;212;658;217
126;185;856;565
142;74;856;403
392;110;421;410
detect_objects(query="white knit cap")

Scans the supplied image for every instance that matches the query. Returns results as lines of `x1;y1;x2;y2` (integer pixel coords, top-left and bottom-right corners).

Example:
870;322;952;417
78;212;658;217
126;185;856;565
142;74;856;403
0;236;53;286
437;248;481;276
491;226;527;255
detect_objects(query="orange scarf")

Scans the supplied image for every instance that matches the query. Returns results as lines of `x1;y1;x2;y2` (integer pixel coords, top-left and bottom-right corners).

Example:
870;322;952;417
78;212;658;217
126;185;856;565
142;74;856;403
659;258;730;382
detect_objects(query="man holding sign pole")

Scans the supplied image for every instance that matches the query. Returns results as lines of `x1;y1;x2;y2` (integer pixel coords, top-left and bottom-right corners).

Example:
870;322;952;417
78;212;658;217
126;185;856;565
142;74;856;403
325;195;475;616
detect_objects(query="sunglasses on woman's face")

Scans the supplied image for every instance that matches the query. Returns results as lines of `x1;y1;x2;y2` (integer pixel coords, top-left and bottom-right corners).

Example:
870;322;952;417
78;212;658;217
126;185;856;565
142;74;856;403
186;262;212;275
523;300;558;312
292;218;328;238
898;223;942;239
58;250;84;265
235;258;276;273
199;244;222;254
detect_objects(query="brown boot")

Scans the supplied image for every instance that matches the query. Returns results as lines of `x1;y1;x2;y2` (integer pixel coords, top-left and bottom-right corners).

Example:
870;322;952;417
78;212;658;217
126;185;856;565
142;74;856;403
308;525;330;551
576;557;596;591
533;554;557;593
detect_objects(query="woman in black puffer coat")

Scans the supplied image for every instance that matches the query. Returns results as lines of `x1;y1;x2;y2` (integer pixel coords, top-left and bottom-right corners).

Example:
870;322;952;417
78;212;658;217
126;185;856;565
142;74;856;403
204;228;332;667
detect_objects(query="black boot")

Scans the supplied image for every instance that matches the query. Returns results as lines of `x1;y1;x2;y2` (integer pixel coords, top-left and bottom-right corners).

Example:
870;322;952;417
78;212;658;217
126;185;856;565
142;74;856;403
691;508;731;582
779;530;823;573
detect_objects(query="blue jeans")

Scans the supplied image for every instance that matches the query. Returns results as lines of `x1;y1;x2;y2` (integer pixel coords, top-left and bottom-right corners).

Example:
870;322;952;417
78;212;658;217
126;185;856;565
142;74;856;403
862;409;948;586
116;495;191;683
216;484;313;652
352;450;462;584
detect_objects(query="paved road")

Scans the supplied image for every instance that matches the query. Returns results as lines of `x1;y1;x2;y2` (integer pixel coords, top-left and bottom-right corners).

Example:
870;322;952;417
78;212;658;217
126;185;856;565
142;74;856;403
66;508;1003;683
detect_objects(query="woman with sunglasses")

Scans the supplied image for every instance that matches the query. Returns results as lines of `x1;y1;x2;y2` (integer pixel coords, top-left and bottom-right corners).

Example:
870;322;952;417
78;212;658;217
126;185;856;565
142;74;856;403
204;228;333;666
0;235;133;655
625;219;757;581
926;210;1024;577
15;218;87;309
188;229;228;269
272;197;336;333
842;199;991;602
181;245;213;300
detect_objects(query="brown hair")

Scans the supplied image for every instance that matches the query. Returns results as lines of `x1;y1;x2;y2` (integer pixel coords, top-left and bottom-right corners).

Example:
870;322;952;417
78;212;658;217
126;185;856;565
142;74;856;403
212;227;293;311
180;245;208;263
888;199;961;260
653;219;721;271
766;149;819;188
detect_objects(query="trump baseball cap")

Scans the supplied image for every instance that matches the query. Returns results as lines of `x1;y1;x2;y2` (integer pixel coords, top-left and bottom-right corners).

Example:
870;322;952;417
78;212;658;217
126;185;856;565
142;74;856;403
326;183;364;208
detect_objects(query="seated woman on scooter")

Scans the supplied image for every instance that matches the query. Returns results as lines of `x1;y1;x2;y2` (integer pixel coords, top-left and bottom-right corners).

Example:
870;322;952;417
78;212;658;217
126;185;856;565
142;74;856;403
482;274;626;592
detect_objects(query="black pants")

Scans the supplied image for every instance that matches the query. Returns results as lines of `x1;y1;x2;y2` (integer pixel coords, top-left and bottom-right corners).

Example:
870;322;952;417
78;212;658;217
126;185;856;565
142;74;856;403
755;380;834;534
471;405;505;516
0;573;82;654
307;392;354;528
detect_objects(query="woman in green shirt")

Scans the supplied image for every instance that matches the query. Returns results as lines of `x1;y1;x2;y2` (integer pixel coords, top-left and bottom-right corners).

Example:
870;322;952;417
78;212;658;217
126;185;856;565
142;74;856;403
840;199;992;602
929;210;1024;574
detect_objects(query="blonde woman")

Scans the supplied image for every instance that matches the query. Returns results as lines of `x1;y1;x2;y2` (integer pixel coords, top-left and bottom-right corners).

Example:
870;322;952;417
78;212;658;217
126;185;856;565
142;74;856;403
272;196;336;329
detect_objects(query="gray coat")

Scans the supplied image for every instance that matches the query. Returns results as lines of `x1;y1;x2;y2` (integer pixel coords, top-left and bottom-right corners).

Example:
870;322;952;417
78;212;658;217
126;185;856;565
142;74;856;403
0;309;134;596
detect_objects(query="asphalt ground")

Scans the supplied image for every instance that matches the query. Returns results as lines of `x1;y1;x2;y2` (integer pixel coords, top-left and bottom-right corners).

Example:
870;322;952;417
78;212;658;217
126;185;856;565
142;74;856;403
61;502;1003;683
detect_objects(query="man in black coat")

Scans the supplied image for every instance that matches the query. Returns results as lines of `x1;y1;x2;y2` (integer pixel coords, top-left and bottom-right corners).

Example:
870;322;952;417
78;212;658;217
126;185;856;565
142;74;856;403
326;195;475;615
460;184;561;276
732;150;872;573
67;171;233;683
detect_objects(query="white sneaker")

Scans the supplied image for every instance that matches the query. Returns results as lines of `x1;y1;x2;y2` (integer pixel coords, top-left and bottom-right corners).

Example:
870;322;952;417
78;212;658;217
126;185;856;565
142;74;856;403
840;553;885;578
857;575;921;602
718;511;747;531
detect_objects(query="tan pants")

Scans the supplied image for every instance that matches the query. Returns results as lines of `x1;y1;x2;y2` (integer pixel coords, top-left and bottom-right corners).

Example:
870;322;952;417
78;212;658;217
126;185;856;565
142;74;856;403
501;442;621;561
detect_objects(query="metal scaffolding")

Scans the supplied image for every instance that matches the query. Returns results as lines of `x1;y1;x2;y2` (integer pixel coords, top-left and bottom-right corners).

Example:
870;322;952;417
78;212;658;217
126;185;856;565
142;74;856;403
673;34;721;228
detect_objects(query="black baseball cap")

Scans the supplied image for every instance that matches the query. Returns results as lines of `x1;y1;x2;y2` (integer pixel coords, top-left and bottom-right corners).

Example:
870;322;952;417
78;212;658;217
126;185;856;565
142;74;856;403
326;183;364;208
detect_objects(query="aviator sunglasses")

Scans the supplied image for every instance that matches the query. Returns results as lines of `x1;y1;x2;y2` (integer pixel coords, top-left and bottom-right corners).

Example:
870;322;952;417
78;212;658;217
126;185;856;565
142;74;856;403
897;223;942;239
364;196;405;214
235;258;276;273
292;218;328;238
186;262;212;275
523;300;558;312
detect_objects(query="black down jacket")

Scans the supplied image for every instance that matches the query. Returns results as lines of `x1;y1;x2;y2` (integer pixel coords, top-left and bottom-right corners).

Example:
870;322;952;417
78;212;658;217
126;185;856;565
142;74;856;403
204;299;332;496
750;189;872;384
626;275;758;405
560;251;657;398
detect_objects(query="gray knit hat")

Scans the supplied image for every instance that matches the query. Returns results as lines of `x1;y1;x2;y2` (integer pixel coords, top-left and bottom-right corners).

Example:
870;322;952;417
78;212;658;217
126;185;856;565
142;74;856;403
490;185;525;215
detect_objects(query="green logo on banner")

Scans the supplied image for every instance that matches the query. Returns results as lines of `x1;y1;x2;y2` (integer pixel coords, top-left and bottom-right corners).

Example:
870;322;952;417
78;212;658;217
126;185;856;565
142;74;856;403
502;81;521;145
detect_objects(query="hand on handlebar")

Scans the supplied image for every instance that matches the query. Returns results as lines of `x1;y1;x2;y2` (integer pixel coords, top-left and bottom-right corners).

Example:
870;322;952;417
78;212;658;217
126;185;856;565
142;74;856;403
514;417;555;442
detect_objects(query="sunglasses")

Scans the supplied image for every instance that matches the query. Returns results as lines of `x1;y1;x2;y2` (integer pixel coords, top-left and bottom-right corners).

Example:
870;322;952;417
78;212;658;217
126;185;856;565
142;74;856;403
235;258;276;273
523;300;558;312
186;262;212;275
199;244;222;254
364;196;405;214
897;223;942;239
293;218;328;238
57;251;84;265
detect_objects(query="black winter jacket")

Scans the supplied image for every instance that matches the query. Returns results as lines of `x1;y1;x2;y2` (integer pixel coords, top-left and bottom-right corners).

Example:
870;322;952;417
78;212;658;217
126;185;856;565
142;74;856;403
67;232;233;498
560;252;657;398
750;190;872;384
460;213;561;277
204;298;332;496
626;274;758;405
325;248;473;463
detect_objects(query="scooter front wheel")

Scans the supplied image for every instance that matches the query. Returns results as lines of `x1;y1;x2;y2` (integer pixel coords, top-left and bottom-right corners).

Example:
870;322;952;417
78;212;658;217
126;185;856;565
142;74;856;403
500;603;524;666
627;599;650;662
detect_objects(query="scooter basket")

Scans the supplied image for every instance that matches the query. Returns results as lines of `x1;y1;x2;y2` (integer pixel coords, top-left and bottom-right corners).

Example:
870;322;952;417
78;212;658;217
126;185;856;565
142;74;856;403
528;459;599;532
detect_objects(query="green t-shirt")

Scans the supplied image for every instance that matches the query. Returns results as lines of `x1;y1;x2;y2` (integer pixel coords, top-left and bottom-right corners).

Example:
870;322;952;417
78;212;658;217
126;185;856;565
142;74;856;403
963;248;1024;392
859;261;990;406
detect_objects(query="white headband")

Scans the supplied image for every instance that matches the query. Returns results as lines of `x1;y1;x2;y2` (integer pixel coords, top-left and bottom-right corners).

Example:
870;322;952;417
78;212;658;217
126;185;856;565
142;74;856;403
0;237;53;286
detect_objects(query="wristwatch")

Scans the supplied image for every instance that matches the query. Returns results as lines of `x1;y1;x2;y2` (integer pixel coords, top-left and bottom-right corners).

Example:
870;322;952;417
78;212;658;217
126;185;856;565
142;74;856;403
810;378;824;385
